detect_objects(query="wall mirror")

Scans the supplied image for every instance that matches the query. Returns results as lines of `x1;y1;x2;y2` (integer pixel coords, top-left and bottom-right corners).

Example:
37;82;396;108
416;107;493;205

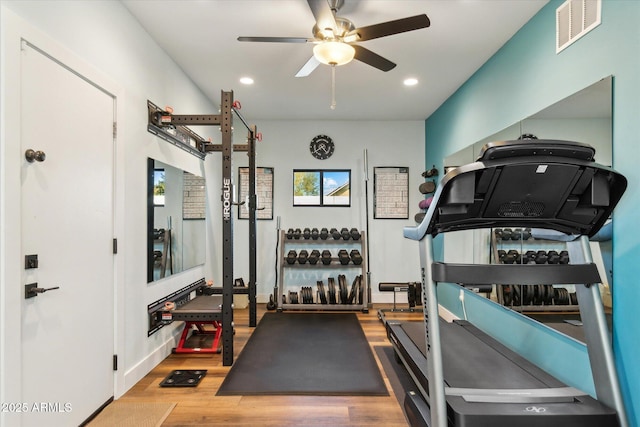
147;158;206;282
442;76;613;327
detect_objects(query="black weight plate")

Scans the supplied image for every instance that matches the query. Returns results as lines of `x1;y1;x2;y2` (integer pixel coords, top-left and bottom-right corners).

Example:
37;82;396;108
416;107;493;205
503;285;512;306
512;285;521;306
328;278;336;304
570;292;578;305
526;285;534;305
358;276;363;304
338;275;348;304
317;281;327;304
347;276;358;304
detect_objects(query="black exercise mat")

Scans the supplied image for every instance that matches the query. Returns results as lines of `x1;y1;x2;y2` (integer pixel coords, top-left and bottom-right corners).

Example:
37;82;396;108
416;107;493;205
217;312;388;396
159;369;207;387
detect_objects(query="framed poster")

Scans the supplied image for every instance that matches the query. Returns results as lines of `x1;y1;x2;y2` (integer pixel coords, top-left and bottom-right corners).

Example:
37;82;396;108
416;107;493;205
373;167;409;219
182;171;206;220
238;167;274;220
293;169;351;207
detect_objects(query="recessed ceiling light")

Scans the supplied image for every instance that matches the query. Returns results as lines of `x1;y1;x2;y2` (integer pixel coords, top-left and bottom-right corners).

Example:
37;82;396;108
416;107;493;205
240;77;254;85
404;78;419;86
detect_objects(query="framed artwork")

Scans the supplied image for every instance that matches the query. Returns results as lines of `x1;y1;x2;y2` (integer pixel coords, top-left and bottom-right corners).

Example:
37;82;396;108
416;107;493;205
238;167;274;220
373;167;409;219
293;169;351;207
182;171;206;220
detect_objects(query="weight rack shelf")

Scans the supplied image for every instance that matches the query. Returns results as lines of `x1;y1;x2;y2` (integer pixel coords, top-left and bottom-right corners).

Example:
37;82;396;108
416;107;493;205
277;229;368;312
491;228;580;312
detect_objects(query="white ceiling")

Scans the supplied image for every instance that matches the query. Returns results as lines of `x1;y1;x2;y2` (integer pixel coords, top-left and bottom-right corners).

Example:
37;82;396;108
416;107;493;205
122;0;549;121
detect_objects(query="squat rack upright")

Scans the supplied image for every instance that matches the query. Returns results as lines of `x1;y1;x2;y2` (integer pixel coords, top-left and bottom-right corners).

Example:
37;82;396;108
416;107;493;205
148;90;260;366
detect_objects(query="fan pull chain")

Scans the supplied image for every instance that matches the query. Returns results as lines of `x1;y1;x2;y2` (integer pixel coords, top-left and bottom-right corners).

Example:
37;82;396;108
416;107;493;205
330;64;336;110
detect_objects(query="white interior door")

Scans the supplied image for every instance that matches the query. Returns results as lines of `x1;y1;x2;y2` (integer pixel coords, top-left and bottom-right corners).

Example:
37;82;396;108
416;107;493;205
20;43;115;427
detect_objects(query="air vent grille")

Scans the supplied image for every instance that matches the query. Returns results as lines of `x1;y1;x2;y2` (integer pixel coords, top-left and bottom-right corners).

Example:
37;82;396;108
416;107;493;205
556;0;601;53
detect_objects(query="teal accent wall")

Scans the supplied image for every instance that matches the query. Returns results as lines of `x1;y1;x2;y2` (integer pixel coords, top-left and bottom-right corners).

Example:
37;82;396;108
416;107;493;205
425;1;640;425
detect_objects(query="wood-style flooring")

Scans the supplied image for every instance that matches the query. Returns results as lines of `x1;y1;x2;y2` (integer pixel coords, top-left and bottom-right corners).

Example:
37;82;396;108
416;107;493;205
115;304;421;426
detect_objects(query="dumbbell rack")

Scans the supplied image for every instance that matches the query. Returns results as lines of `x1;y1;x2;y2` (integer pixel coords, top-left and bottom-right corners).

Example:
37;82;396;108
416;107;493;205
277;229;368;312
491;228;580;312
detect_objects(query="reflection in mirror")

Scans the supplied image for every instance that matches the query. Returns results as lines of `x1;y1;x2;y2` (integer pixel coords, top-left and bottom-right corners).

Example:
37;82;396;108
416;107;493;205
147;158;206;282
442;77;613;335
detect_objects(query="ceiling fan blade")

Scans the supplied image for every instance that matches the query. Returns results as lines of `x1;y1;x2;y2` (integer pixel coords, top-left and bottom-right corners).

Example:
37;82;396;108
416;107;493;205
307;0;337;33
295;56;321;77
352;45;396;72
237;36;312;43
353;14;430;41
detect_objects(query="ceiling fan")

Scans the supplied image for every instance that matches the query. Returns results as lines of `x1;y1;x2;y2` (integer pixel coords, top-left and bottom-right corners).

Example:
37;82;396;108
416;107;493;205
237;0;431;77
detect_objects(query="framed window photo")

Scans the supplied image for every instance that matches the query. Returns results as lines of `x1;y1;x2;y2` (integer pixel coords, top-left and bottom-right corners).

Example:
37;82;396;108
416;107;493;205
153;168;165;206
373;167;409;219
238;167;274;220
293;169;350;207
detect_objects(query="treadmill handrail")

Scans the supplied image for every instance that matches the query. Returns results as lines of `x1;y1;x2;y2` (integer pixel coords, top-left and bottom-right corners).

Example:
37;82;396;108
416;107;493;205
432;262;601;285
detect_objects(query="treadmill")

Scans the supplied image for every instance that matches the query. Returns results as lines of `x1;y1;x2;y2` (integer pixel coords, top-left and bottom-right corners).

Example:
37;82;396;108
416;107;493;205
388;140;629;427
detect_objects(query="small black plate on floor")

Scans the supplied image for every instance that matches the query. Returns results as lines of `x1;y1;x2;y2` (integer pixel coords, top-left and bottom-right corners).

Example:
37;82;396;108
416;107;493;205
160;369;207;387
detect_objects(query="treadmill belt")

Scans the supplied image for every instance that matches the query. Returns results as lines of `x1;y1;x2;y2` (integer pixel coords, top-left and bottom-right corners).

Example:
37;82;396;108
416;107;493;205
391;320;619;426
401;320;564;389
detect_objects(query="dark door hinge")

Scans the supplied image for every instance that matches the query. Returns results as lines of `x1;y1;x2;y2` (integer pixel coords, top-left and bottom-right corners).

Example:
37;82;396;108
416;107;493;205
113;238;117;254
113;354;118;371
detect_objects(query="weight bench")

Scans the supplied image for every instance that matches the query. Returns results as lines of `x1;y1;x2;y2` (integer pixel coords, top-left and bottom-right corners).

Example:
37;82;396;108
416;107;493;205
378;282;422;312
161;295;223;354
390;140;628;427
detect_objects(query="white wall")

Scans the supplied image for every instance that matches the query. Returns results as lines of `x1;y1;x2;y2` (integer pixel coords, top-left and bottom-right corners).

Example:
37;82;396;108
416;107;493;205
209;120;425;305
0;0;216;400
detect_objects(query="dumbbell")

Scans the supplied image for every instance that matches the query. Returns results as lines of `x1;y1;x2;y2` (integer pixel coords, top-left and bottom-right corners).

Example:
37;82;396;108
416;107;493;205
497;249;506;263
500;228;512;240
330;228;341;240
311;228;319;240
350;249;363;265
547;250;560;264
502;249;519;264
298;249;309;264
293;228;302;239
321;250;332;265
522;228;532;240
338;249;350;265
418;196;433;210
414;212;426;223
511;228;522;240
308;249;320;265
559;250;570;264
286;228;294;239
350;228;361;240
341;227;351;240
319;227;329;240
419;180;436;194
523;250;537;264
286;250;297;264
535;250;548;264
302;227;311;239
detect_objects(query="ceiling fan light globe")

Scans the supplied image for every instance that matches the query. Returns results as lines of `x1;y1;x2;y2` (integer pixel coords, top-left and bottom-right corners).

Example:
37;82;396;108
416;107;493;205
313;41;355;66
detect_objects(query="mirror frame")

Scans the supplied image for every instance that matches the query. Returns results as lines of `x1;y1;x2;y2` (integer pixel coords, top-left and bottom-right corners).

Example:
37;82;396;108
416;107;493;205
147;158;206;282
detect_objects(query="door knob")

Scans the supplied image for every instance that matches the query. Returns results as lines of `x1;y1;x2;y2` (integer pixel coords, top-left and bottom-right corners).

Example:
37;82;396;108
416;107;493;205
25;149;46;163
25;283;60;299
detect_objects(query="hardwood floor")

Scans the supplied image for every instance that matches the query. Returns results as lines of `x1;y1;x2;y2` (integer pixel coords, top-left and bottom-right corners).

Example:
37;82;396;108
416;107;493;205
116;304;422;426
